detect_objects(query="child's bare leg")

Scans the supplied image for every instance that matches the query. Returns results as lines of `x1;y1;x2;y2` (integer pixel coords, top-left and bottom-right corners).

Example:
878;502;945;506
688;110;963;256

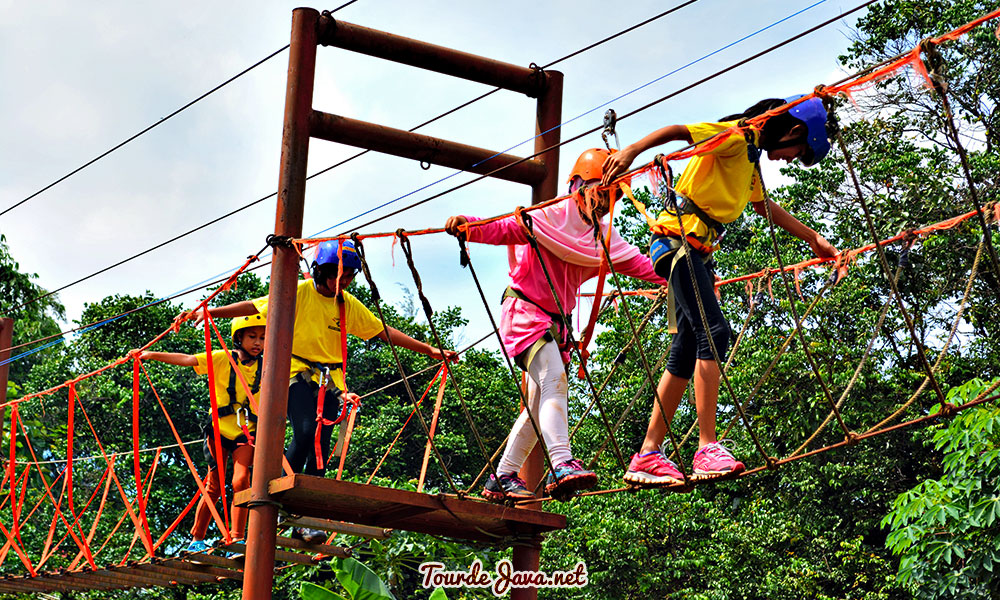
639;368;689;454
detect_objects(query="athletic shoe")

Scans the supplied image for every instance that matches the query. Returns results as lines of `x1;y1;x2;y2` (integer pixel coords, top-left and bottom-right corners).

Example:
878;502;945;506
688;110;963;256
545;459;598;498
482;473;535;502
624;449;684;486
185;539;211;553
692;441;745;476
292;527;328;544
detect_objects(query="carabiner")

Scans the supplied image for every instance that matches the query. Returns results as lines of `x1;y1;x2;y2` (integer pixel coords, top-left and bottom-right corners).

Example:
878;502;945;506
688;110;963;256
601;108;620;151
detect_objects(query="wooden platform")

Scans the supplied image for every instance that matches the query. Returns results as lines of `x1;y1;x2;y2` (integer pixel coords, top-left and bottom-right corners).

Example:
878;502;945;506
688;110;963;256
236;474;566;543
0;530;349;594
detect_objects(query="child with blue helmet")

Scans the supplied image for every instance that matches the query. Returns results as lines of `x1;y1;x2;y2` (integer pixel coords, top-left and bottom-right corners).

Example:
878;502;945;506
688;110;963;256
184;239;456;542
600;96;838;487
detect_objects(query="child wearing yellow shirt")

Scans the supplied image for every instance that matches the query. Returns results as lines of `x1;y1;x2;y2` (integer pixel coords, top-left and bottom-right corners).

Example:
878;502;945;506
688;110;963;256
140;314;266;551
601;96;838;485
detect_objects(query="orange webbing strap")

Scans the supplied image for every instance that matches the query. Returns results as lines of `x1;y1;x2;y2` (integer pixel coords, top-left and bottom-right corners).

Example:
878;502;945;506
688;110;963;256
138;361;228;552
118;447;160;566
417;366;449;493
130;357;156;555
13;463;30;547
75;388;155;560
208;317;258;444
66;383;78;529
0;463;51;569
152;490;200;552
201;308;231;542
0;518;33;575
39;461;113;569
39;467;69;566
313;297;352;471
365;364;446;484
12;414;96;569
576;190;618;379
6;407;17;541
67;460;114;570
335;395;361;481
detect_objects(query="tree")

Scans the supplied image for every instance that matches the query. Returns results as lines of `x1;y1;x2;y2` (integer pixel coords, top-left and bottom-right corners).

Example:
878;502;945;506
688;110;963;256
883;377;1000;599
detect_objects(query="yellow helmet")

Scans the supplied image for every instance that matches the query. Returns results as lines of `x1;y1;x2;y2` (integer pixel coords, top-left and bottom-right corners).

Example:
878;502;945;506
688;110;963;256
231;314;266;343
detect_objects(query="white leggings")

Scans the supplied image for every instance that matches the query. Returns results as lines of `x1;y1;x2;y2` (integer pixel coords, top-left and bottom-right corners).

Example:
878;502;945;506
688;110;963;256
497;340;573;474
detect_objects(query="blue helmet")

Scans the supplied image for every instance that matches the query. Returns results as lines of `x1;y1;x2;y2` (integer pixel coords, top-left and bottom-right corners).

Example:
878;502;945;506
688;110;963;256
313;239;362;271
784;95;831;166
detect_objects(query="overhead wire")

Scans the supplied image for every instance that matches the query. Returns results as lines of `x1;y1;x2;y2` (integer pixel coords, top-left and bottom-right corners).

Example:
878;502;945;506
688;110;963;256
4;0;705;315
335;0;879;235
0;1;368;221
4;0;872;367
0;45;289;219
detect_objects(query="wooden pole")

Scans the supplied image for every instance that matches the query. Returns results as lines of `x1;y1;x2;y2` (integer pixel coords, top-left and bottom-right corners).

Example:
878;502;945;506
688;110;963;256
241;8;318;600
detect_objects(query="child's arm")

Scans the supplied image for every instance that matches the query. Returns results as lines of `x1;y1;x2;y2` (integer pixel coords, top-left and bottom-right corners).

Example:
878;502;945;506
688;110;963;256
601;125;693;186
614;254;669;287
376;327;459;363
445;214;528;246
178;301;259;327
751;200;838;259
138;351;198;367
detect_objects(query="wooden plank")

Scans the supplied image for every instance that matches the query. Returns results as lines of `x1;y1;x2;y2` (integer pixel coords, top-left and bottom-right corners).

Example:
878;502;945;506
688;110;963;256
275;535;350;557
155;556;244;581
177;551;245;570
216;542;316;566
265;475;565;542
283;516;392;539
134;563;222;585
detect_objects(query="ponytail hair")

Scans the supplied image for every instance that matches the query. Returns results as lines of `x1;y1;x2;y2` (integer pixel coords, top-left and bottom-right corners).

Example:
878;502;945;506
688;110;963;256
721;98;802;150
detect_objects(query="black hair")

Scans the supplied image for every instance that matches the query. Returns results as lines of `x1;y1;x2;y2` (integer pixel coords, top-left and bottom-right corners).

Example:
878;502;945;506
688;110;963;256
721;98;804;150
311;262;356;289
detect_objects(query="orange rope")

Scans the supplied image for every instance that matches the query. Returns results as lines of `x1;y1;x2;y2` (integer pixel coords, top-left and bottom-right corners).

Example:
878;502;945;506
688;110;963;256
201;310;231;544
138;361;229;551
365;364;447;484
579;204;993;299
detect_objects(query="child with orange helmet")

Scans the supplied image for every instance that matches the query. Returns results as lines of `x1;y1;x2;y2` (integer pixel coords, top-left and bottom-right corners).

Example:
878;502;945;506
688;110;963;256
138;314;266;552
600;96;838;487
445;148;667;502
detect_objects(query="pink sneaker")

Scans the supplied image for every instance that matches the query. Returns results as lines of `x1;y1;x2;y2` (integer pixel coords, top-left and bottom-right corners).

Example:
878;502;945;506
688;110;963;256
624;449;684;486
692;441;745;476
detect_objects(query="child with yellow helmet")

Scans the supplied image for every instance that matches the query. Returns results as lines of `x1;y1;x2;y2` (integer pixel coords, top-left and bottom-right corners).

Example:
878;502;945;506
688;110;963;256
183;239;457;542
445;147;667;502
600;96;839;486
138;313;266;552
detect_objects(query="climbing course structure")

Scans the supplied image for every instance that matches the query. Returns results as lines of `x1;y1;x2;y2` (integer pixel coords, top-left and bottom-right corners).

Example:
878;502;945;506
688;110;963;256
0;5;998;600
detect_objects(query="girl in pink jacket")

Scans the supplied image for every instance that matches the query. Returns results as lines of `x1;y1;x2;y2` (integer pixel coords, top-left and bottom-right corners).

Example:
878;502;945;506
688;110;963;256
446;148;666;502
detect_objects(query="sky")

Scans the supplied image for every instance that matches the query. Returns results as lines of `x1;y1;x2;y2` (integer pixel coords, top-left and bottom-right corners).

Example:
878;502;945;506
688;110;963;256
0;0;873;364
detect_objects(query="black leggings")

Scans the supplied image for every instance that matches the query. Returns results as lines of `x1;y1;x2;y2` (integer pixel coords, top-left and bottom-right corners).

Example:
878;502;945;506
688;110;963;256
657;247;732;380
285;379;342;477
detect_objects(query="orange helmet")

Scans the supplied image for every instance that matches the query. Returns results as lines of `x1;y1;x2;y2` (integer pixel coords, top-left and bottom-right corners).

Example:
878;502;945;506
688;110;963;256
566;148;617;183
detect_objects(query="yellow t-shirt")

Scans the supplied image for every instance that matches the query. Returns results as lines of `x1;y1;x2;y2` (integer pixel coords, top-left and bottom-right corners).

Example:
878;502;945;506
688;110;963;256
653;121;762;248
252;280;384;389
193;350;261;440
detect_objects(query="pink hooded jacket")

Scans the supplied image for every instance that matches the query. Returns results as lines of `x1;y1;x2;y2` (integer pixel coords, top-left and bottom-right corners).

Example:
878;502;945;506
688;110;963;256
464;197;666;362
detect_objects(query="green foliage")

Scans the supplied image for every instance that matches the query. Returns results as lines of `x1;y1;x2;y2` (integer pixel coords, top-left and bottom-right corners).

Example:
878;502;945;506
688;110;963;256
0;233;66;393
302;581;349;600
329;556;397;600
882;377;1000;599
